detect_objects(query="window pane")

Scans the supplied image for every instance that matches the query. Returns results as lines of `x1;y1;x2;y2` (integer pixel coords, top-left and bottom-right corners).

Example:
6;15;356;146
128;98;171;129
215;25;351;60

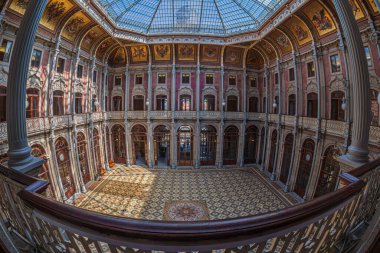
364;47;372;67
206;74;214;85
31;49;42;68
307;62;315;77
135;74;143;85
330;55;341;73
229;75;236;86
182;73;190;84
115;76;122;86
56;58;65;74
158;74;166;84
77;65;83;78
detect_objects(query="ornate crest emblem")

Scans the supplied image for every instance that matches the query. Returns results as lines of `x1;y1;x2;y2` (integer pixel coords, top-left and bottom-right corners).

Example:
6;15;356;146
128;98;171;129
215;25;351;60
155;45;169;58
47;1;66;22
204;47;217;58
65;17;85;34
16;0;29;9
180;45;194;57
276;35;289;48
227;51;238;63
132;46;147;60
292;25;308;41
312;9;333;31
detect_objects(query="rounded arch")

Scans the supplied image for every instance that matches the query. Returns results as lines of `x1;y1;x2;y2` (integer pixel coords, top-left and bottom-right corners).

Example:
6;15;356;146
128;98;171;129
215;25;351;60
268;129;278;173
131;124;147;165
55;137;76;199
200;125;218;166
314;145;342;198
77;132;90;184
244;125;259;164
111;124;126;164
30;144;54;198
177;125;193;166
280;133;295;184
294;138;316;197
223;126;239;165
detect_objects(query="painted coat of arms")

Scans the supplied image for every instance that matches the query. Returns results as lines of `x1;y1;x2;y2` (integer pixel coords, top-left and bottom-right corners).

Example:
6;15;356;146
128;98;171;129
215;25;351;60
312;9;333;31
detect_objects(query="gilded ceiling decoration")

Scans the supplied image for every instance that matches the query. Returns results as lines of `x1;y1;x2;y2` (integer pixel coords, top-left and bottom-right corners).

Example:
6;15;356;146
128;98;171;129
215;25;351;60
349;0;364;20
268;30;292;54
367;0;379;13
154;45;171;61
304;2;336;37
81;26;106;52
178;45;195;61
201;45;219;63
131;45;148;62
247;49;264;69
97;38;116;60
283;16;311;46
257;40;276;60
224;47;243;66
109;47;126;67
62;11;91;42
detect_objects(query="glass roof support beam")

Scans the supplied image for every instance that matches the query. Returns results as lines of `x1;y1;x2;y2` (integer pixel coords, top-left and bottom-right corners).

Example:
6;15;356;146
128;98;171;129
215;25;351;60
115;0;145;22
6;0;47;173
213;0;226;33
230;0;259;24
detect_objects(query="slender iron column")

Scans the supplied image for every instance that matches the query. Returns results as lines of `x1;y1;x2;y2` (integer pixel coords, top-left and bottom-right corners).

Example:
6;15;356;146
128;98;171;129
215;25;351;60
6;0;48;172
333;0;371;163
171;45;176;169
195;47;201;169
260;66;269;171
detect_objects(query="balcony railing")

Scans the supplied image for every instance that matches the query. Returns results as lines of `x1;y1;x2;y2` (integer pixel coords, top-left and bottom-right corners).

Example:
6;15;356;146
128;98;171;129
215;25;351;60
1;158;378;252
224;112;244;120
200;111;221;120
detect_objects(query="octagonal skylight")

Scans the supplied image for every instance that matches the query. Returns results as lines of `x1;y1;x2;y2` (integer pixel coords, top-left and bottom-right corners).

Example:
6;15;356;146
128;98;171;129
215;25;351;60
96;0;287;36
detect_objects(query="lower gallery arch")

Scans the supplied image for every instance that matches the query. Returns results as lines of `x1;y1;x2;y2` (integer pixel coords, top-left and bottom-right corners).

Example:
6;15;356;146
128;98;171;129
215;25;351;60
294;138;315;197
223;126;239;165
279;133;294;184
314;146;342;198
93;128;102;175
268;130;278;173
77;132;90;185
55;137;75;199
244;125;259;164
177;126;193;166
31;144;54;198
200;125;217;166
106;126;111;162
111;125;126;164
153;125;170;166
131;124;147;165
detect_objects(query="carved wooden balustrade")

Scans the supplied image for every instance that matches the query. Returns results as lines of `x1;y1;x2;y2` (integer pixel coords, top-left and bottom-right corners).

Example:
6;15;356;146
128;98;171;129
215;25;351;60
1;159;378;253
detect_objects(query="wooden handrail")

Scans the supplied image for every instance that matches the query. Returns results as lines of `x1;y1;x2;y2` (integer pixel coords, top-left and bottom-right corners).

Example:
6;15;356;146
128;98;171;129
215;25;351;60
349;158;380;178
0;162;369;250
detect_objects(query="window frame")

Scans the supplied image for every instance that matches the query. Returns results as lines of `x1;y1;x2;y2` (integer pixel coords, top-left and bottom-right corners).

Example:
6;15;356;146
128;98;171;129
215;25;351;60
157;73;167;85
228;75;237;86
31;49;42;69
135;74;143;85
330;54;341;74
56;57;66;74
181;73;190;85
205;73;214;85
114;75;122;86
0;38;14;63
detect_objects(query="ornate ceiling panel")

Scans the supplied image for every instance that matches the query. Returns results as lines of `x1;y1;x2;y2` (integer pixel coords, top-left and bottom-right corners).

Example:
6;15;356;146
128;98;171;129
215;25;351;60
62;11;92;42
303;1;336;37
282;16;311;46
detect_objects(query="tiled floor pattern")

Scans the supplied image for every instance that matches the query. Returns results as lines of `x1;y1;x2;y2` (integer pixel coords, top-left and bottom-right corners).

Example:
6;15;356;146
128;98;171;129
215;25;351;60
77;165;292;221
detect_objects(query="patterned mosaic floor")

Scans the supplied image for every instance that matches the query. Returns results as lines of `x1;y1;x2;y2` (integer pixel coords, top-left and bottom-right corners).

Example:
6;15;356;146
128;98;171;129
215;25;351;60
77;165;292;221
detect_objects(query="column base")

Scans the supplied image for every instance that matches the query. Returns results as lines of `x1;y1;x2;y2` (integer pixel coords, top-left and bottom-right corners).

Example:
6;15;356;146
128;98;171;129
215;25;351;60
7;155;44;175
337;154;366;172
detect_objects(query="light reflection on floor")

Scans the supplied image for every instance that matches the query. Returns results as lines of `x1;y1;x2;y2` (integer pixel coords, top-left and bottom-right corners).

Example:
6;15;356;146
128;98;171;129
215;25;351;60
76;165;292;221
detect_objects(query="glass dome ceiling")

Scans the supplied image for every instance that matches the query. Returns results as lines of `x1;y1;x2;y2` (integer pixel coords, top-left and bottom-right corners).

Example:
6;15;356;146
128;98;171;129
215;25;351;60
96;0;287;36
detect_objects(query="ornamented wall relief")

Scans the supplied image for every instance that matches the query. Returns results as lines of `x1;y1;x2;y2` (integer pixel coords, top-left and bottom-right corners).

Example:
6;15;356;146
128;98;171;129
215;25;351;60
201;45;219;63
306;80;318;93
154;44;171;61
178;44;195;61
304;2;336;36
224;47;243;66
0;66;8;84
130;45;148;63
349;0;364;20
246;49;264;69
108;47;126;67
53;78;67;92
62;11;91;41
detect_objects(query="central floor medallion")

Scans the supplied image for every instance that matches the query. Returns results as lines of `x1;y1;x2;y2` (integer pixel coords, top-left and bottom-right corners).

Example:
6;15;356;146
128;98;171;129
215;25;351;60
163;200;209;221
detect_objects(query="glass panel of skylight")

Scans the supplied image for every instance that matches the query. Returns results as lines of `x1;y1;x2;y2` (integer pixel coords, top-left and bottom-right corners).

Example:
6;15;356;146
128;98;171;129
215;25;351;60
200;0;225;34
149;0;174;34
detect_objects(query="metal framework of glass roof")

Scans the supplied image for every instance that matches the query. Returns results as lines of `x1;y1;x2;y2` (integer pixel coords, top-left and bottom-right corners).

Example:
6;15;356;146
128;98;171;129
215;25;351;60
96;0;287;36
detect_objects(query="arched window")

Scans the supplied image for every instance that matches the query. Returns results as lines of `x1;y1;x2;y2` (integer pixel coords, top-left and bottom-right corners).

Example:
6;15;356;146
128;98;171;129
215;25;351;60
154;125;170;166
370;89;379;126
203;95;215;111
93;128;102;175
180;94;191;111
26;88;39;118
177;126;193;166
314;146;341;198
133;95;144;111
131;125;147;165
258;127;265;165
280;134;294;184
31;144;54;198
75;93;83;114
55;137;75;198
244;126;258;164
331;91;345;121
77;132;90;184
223;126;239;165
156;95;167;111
226;95;238;112
294;139;315;197
268;130;277;173
200;125;217;166
248;97;258;112
288;94;296;116
53;90;64;116
113;96;123;111
0;86;6;122
112;125;126;163
307;93;318;118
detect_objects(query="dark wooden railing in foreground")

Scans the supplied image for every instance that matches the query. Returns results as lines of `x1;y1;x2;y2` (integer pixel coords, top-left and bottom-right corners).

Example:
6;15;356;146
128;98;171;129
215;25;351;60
0;159;379;252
